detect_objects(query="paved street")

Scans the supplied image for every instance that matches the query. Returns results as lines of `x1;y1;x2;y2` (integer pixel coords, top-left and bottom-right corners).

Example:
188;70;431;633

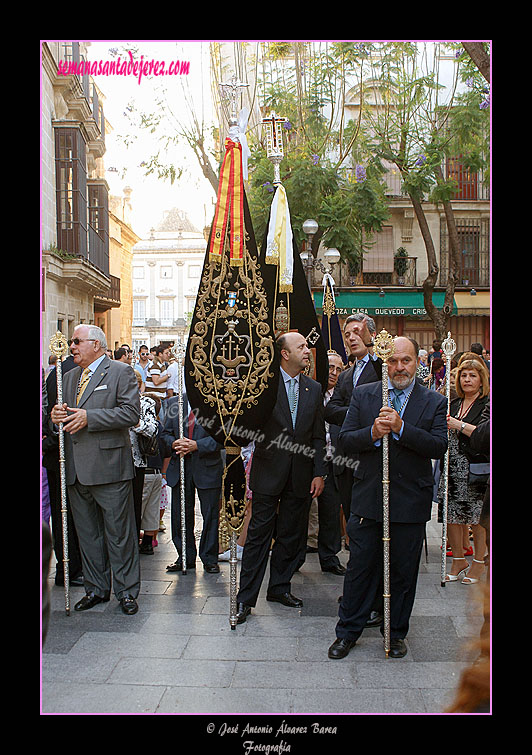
41;490;487;719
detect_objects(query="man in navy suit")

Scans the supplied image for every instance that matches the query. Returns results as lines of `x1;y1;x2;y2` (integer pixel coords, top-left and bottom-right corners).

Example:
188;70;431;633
235;332;327;623
328;337;448;659
161;394;224;573
324;314;382;522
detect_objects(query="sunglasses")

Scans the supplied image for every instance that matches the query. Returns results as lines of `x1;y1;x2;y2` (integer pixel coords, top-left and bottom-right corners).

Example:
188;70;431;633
72;338;96;345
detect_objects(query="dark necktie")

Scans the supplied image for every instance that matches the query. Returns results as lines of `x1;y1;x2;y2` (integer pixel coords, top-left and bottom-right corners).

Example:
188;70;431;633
187;410;195;439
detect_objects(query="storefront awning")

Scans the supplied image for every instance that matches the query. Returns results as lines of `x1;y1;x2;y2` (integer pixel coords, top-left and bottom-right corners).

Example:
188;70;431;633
453;291;490;315
313;290;458;317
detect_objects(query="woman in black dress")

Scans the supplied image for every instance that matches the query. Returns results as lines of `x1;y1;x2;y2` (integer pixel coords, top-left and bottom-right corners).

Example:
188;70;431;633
439;358;490;584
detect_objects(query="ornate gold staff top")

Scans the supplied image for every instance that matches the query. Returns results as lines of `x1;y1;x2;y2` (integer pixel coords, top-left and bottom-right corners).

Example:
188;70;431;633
440;331;457;586
373;329;395;657
48;331;71;615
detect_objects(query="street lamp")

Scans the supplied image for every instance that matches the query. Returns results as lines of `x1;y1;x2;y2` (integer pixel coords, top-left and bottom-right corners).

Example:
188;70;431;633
302;218;319;237
300;220;340;292
324;247;341;266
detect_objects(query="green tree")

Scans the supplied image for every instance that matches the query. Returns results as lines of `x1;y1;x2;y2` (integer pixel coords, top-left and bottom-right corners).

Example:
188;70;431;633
362;41;490;338
247;41;390;266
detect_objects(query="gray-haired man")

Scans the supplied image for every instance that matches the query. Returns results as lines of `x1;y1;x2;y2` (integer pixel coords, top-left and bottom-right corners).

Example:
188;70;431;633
51;324;141;615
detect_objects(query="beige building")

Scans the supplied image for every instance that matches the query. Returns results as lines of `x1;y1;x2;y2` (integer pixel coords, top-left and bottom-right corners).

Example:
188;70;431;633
102;189;140;350
41;41;139;365
131;208;207;352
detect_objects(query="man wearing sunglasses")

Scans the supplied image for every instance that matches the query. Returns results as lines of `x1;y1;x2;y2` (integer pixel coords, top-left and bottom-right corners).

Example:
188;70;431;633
50;324;141;615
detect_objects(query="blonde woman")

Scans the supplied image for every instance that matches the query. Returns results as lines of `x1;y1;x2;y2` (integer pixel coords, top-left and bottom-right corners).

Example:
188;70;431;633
439;358;490;584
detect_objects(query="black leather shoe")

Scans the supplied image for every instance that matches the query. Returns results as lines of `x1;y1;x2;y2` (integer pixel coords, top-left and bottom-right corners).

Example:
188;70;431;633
236;603;251;624
366;610;384;627
139;544;154;555
74;593;110;611
166;560;196;572
322;563;346;576
328;637;357;659
388;638;407;658
306;546;318;553
119;596;139;615
203;563;220;573
266;592;303;608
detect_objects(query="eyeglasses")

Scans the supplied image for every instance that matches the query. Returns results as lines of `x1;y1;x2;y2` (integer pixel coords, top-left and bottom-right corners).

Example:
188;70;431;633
72;338;96;345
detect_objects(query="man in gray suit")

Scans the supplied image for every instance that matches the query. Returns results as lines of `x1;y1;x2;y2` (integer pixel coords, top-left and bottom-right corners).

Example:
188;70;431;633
50;324;141;615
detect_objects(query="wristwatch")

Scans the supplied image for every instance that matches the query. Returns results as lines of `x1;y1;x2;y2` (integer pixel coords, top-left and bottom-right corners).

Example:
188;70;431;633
459;421;466;433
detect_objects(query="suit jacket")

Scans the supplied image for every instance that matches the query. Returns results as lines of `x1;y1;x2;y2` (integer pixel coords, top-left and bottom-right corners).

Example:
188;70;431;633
249;372;327;497
450;395;490;464
161;395;224;490
339;380;448;523
324;356;382;475
61;356;140;486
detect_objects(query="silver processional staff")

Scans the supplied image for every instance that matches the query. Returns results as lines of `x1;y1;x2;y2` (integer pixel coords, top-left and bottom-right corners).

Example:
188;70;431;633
373;329;396;658
49;331;71;615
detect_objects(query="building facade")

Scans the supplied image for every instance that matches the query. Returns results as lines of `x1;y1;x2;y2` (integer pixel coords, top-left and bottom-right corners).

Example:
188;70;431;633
41;42;143;365
211;42;490;357
41;41;119;361
131;208;207;353
311;71;490;356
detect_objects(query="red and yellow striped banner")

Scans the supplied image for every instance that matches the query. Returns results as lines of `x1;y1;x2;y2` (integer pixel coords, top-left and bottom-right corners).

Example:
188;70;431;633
209;138;244;266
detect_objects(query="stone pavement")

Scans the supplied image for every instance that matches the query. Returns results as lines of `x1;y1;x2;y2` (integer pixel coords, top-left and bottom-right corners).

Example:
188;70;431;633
41;492;487;718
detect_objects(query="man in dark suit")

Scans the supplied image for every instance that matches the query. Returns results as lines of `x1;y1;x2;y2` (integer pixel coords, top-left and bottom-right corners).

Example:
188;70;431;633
50;325;141;615
324;314;384;625
301;350;346;575
235;332;327;623
161;394;223;573
327;337;448;659
324;314;382;520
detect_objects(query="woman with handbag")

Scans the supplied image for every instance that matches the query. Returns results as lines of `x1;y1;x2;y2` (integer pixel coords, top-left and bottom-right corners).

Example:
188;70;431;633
439;358;490;584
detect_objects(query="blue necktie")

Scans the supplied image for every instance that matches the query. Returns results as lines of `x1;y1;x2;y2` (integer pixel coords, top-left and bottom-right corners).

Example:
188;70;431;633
352;359;365;388
391;389;404;413
287;378;298;427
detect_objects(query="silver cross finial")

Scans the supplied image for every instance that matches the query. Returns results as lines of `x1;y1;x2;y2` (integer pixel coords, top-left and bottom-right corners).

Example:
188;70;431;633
219;75;249;125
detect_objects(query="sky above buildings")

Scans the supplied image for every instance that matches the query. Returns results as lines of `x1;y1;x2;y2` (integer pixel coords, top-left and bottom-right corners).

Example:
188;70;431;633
89;40;217;237
87;40;465;240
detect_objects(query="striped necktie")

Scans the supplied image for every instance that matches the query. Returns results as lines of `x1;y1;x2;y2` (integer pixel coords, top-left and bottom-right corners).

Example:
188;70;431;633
352;359;365;388
76;368;91;405
287;377;298;427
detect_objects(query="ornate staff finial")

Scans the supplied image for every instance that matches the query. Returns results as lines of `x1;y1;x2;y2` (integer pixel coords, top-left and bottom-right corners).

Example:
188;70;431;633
219;74;249;125
49;331;69;359
373;329;396;361
262;111;288;185
442;331;456;359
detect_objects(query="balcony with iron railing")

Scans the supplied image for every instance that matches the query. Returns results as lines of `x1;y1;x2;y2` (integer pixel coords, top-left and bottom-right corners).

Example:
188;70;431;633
94;274;121;310
57;42;105;145
382;164;489;202
308;256;418;289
